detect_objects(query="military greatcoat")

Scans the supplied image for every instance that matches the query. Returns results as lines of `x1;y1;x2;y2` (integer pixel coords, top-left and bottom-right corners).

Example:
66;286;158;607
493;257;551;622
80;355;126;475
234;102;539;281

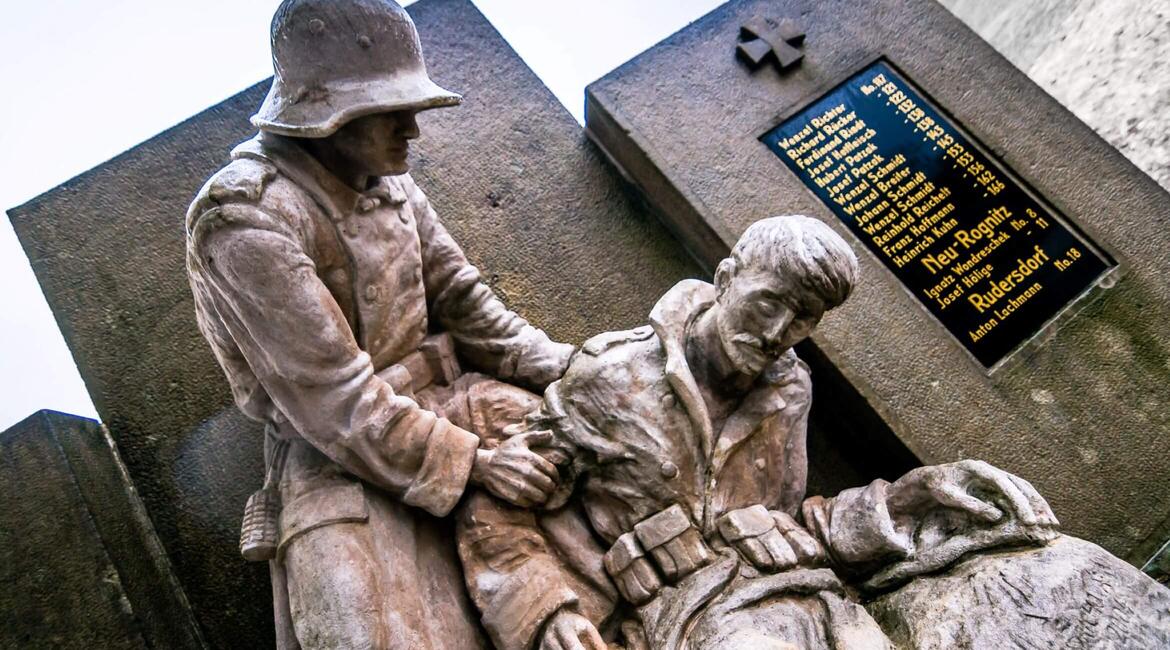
186;131;569;649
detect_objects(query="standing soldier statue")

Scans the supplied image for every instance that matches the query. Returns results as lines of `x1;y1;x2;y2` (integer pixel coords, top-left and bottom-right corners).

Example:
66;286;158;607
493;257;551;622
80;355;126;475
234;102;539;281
186;0;570;647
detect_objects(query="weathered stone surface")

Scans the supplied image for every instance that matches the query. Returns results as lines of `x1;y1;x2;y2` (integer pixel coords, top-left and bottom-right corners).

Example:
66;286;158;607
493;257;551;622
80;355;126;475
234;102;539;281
867;535;1170;649
585;0;1170;565
941;0;1170;192
0;410;203;649
8;0;919;644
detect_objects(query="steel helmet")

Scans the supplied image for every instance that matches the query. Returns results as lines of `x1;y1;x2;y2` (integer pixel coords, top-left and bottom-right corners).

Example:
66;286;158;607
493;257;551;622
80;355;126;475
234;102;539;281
252;0;462;138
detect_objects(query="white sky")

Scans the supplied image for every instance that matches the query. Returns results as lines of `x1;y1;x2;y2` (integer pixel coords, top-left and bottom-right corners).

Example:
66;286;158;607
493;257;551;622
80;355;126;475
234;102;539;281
0;0;725;431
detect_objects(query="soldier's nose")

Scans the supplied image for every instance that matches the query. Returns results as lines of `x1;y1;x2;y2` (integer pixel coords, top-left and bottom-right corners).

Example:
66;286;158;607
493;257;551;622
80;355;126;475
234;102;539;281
400;113;421;139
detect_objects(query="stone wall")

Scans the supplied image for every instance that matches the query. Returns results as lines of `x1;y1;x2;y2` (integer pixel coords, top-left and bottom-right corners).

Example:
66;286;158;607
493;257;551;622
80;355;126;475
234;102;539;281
941;0;1169;191
0;411;203;649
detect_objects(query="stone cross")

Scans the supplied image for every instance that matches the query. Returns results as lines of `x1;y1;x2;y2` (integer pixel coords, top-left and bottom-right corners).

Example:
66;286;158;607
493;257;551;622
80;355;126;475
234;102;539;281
737;16;805;71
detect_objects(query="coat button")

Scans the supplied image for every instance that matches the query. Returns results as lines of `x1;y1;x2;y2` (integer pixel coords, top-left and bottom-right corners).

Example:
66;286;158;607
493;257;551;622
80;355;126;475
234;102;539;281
754;458;766;471
364;284;380;302
661;393;676;407
660;461;679;479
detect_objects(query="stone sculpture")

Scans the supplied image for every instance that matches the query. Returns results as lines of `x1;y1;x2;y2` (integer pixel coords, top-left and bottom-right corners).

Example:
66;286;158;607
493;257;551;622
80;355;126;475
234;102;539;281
186;0;570;647
186;0;1170;647
458;216;1170;649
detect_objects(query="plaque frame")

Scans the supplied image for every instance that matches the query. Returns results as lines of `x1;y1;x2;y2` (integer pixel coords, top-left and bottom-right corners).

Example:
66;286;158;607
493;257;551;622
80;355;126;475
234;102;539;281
754;54;1123;374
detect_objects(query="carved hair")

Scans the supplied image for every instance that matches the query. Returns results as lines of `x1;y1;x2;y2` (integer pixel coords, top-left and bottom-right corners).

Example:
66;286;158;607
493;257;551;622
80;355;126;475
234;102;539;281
730;215;859;309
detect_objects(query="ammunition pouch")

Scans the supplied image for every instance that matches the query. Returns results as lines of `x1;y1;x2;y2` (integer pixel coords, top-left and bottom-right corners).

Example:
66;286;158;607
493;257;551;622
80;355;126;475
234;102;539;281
603;504;714;604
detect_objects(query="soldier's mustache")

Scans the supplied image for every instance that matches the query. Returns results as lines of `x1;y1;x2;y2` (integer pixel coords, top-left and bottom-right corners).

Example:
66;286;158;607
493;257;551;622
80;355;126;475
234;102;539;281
730;333;766;353
731;332;783;357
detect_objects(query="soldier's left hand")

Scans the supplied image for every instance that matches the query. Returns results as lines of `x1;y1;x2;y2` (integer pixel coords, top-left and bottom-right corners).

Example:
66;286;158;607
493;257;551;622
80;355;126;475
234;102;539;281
885;460;1059;529
517;341;576;391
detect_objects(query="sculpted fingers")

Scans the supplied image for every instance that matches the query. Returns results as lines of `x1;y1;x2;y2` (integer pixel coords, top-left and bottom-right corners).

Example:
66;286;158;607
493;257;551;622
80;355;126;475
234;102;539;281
560;619;605;650
737;536;773;569
772;512;825;565
583;628;607;650
719;505;797;572
542;610;605;650
501;454;557;494
1007;474;1059;527
981;471;1038;526
756;528;798;570
507;473;548;507
506;431;560;480
529;451;560;482
933;482;1003;522
960;460;1040;525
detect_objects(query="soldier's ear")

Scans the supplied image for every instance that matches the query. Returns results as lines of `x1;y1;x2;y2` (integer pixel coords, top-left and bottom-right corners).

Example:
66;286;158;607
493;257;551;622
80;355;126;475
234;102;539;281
714;258;737;296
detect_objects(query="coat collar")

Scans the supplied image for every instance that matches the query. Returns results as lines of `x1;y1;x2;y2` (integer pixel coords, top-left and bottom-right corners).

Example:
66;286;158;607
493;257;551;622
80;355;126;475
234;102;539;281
650;280;718;462
649;280;794;475
232;132;408;222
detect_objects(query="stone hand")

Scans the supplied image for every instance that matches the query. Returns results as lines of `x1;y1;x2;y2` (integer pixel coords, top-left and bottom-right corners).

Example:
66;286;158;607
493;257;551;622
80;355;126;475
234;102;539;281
539;608;606;650
471;430;559;507
718;504;825;573
886;460;1059;530
516;341;576;390
865;461;1061;591
770;510;828;566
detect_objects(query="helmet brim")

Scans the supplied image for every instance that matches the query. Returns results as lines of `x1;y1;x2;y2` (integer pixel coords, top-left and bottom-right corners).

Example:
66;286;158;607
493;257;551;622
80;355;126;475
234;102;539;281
252;75;462;138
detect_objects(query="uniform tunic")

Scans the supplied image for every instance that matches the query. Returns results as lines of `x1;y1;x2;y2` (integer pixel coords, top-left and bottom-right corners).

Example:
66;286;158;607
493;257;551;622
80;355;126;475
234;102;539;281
459;280;897;649
186;131;570;648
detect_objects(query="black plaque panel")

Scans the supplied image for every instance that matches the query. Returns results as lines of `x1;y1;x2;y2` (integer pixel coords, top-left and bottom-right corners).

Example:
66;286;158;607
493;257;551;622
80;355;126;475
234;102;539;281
762;60;1112;367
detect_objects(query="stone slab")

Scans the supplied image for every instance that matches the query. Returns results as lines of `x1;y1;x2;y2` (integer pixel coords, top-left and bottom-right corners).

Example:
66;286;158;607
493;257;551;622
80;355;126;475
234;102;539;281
585;0;1170;563
0;410;203;649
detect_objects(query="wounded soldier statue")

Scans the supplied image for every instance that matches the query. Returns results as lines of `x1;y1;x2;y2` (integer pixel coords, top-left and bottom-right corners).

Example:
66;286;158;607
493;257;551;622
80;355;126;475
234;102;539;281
457;216;1170;650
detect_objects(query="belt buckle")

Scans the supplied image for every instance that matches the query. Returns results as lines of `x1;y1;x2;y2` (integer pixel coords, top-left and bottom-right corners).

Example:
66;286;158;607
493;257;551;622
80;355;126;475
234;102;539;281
419;333;460;387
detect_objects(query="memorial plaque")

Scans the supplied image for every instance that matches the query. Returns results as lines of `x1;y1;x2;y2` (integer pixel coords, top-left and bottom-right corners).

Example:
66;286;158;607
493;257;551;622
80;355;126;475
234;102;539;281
762;60;1113;368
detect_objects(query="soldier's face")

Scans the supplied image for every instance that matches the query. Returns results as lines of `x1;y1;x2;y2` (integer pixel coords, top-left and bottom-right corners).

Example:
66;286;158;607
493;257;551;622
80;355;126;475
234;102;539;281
330;110;421;175
715;265;824;377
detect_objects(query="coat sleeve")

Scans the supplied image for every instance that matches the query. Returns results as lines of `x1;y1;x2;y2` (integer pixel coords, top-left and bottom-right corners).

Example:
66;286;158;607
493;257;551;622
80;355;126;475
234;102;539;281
189;203;479;517
456;378;616;650
405;174;574;391
457;492;587;650
801;480;913;577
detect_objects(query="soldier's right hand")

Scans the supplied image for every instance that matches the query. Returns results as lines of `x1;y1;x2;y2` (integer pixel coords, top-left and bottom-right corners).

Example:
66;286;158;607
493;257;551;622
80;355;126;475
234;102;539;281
470;430;559;507
539;608;606;650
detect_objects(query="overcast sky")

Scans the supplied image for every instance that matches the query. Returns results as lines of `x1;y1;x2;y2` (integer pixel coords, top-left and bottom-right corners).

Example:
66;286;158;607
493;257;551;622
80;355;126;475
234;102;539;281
0;0;726;431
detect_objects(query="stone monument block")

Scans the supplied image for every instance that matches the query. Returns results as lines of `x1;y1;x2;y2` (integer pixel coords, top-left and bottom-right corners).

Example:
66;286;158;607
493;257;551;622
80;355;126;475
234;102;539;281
0;411;203;649
585;0;1170;564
